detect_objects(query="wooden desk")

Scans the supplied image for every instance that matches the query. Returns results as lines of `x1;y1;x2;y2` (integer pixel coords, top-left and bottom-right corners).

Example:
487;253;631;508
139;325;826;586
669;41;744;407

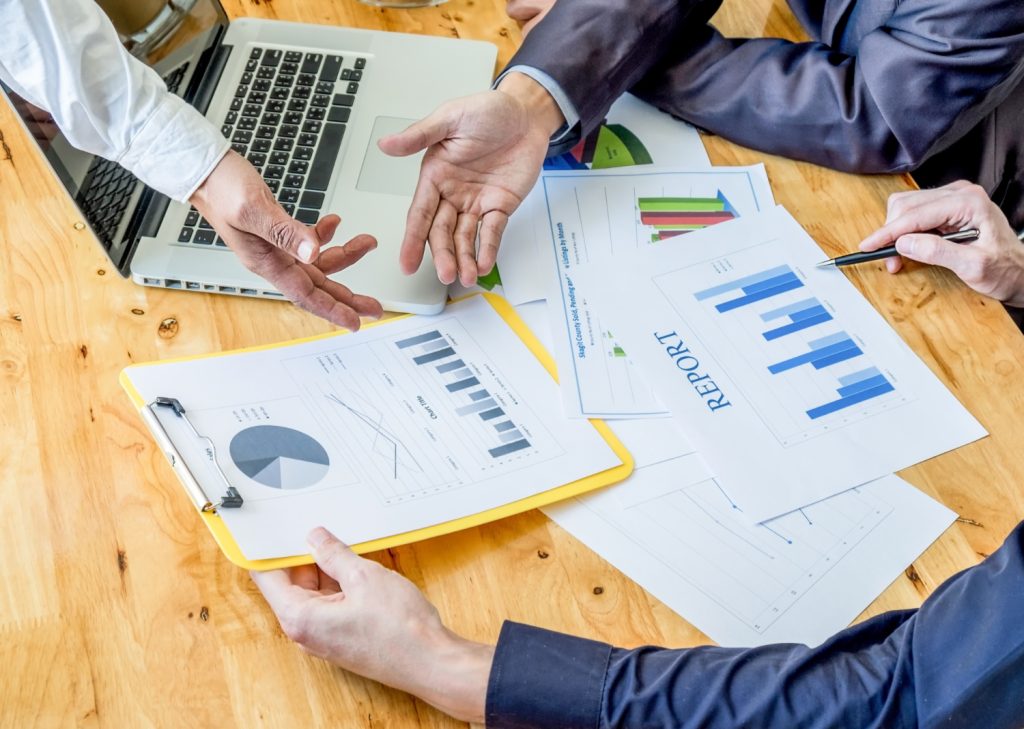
2;1;1023;726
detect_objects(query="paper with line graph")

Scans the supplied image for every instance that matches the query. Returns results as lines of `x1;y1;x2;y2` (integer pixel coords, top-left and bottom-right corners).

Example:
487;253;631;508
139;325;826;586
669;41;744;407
576;205;985;522
122;296;620;560
544;465;955;647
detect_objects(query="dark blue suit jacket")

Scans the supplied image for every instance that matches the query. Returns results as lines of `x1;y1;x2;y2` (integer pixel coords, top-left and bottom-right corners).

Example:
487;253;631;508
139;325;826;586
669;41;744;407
507;0;1024;228
486;520;1024;728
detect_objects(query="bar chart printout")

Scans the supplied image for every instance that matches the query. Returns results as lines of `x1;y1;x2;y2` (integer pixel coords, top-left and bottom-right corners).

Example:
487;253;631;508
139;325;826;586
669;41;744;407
639;191;737;241
394;329;532;459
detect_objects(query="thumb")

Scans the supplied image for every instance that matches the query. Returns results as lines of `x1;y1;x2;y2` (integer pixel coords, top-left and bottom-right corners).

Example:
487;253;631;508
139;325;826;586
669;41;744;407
378;107;452;157
306;526;362;582
895;233;966;272
255;205;321;264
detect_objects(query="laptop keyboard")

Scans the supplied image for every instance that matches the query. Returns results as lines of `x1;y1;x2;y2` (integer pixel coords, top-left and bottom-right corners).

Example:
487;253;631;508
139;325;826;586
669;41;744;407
77;63;190;250
177;47;365;249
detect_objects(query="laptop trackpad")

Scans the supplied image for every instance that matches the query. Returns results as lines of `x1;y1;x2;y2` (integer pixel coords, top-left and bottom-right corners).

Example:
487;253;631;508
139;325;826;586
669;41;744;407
356;116;421;196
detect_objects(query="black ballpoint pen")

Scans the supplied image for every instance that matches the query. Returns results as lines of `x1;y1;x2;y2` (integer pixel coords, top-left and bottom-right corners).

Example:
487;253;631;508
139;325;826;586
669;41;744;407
816;228;981;268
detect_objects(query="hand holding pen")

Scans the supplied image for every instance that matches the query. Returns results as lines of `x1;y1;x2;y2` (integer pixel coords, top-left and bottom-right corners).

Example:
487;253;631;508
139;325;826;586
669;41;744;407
825;182;1024;308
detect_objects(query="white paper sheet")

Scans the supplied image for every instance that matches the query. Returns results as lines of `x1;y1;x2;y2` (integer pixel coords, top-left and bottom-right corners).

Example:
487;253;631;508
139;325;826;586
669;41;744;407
541;165;775;419
124;297;621;560
499;94;712;305
577;205;986;521
544;465;956;647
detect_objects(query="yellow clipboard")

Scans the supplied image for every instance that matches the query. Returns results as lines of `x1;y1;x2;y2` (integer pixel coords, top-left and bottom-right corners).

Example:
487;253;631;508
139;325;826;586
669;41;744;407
121;293;633;570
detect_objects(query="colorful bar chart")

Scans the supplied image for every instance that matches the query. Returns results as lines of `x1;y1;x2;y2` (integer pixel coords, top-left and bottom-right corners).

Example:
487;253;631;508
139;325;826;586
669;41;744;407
639;191;737;241
807;367;895;420
760;297;833;340
394;329;532;459
693;264;805;312
768;332;863;374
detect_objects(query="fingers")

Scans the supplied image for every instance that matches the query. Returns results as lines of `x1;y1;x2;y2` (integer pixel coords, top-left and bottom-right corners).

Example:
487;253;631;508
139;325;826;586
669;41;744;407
377;107;453;158
306;527;365;584
314;214;342;246
454;213;480;287
400;177;442;277
860;194;975;252
249;203;322;264
478;210;509;275
426;200;459;285
316;234;379;276
895;233;973;272
251;567;315;617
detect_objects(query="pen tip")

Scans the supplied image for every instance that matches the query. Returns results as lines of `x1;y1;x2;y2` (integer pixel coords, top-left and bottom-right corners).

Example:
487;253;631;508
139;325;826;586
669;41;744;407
815;260;835;268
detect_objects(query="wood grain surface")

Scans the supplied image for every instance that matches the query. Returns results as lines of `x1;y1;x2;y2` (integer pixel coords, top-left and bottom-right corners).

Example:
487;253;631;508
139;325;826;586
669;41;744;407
2;0;1022;726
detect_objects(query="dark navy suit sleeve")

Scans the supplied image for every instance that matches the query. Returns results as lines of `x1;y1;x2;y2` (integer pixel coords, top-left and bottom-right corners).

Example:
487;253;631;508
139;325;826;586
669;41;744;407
508;0;1024;173
486;521;1024;729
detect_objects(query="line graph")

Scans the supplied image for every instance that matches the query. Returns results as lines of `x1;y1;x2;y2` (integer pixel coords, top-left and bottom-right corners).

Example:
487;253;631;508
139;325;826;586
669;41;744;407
325;394;424;480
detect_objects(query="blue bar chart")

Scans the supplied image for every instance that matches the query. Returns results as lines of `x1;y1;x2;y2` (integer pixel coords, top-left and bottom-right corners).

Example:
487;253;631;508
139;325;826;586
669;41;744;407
695;264;805;313
395;329;533;459
768;332;863;373
807;368;895;420
760;298;833;341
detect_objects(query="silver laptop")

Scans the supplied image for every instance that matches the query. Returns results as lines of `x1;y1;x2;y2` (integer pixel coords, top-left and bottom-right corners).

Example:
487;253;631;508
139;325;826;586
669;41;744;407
2;0;496;314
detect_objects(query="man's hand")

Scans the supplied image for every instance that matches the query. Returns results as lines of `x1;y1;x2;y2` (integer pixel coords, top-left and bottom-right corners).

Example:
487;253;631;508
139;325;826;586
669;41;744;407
506;0;556;35
190;151;384;329
251;527;493;724
859;181;1024;307
378;72;565;287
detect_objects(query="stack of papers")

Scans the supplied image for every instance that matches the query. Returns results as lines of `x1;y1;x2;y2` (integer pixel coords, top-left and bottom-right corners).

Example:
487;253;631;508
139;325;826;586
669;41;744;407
486;98;984;647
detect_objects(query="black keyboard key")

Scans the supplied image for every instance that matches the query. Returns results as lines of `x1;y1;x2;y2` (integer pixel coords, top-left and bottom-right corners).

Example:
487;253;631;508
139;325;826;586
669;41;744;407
273;138;294;152
215;237;227;247
311;94;330;108
253;79;271;92
247;91;267;104
264;165;285;180
270;87;289;101
238;117;257;131
284;111;303;125
346;81;359;95
288;99;307;112
266;100;285;113
198;218;213;230
225;111;238;124
232;130;253;144
261;49;282;67
241;71;253;85
257;67;275;80
281;61;299;76
285;174;305;188
354;57;366;70
256;126;275;140
194;229;216;244
341;69;351;81
230;98;243;111
235;83;248;97
284;50;303;63
300;190;325;209
248;153;267;167
261;112;281;127
302;120;322;134
332;93;354;107
243;103;262;117
249;47;263;60
275;74;295;87
246;59;259;72
288;160;309;175
293;146;313;161
297;74;317;87
320;55;343;81
328;106;350;123
185;210;200;226
280;188;300;203
178;227;193;243
270;150;289;166
297;133;318;147
231;143;248;155
292;86;311;100
282;203;296;216
253;139;272;153
315;81;333;95
307;107;326;121
301;53;323;75
280;124;299;139
221;124;232;137
307;122;345;191
266;179;281;193
295;208;319;224
350;69;363;82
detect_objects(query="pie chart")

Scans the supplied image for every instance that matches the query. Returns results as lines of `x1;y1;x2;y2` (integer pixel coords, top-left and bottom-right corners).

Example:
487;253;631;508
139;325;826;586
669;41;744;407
229;425;330;490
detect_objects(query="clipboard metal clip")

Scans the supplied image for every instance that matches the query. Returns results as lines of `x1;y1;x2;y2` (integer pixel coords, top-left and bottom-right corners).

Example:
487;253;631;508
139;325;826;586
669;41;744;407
151;397;244;513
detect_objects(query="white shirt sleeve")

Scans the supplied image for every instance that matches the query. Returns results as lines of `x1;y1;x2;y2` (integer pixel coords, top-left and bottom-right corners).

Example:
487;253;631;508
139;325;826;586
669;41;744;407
495;64;582;155
0;0;229;202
